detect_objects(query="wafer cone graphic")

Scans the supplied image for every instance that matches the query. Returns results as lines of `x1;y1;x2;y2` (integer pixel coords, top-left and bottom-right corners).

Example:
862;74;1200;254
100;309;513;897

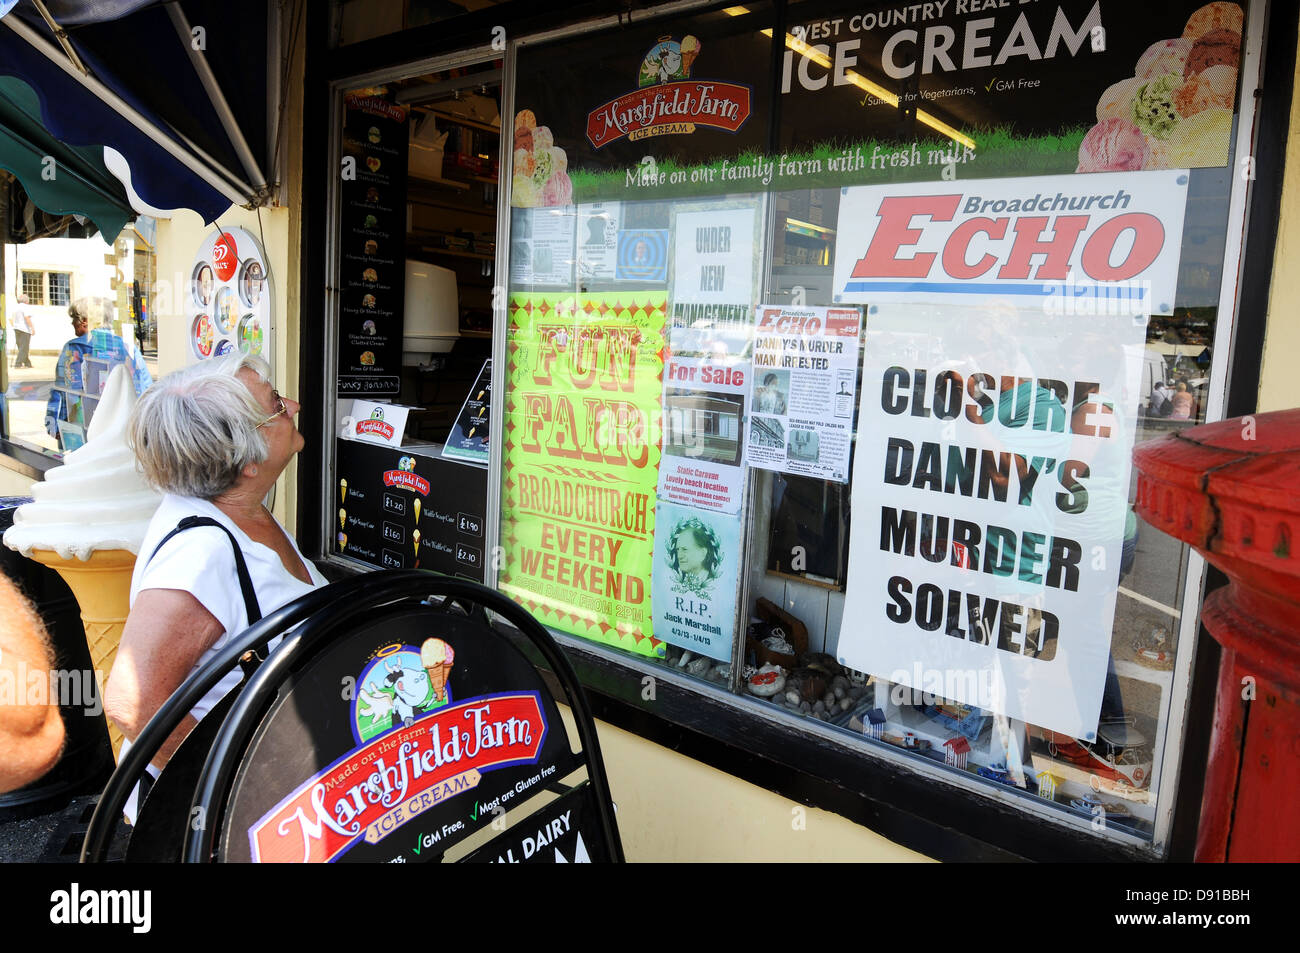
420;638;454;703
28;549;137;756
414;498;421;523
681;35;701;73
340;478;348;505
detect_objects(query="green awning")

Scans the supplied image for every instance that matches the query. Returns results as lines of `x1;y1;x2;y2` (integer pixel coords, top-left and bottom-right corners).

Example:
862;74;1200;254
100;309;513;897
0;74;133;239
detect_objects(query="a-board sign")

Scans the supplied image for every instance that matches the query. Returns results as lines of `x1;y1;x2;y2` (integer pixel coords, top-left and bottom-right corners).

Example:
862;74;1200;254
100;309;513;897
219;608;584;862
460;783;609;863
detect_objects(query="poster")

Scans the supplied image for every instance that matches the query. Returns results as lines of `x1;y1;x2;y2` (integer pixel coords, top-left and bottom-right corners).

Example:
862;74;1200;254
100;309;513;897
651;500;741;662
835;169;1189;740
500;291;667;657
510;1;1244;205
576;201;621;281
746;306;861;482
186;227;271;365
671;207;756;305
442;359;492;466
509;206;576;286
338;91;409;395
615;229;669;282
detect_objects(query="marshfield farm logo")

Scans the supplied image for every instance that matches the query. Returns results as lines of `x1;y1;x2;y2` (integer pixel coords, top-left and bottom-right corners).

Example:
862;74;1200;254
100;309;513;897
586;35;751;148
249;690;547;862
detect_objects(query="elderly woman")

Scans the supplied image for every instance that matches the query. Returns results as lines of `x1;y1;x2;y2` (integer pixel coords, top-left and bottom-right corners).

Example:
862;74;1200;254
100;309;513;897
105;354;325;787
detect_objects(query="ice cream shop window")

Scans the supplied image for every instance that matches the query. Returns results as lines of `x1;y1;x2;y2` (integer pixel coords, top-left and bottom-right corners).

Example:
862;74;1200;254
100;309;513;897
319;0;1268;858
330;58;501;580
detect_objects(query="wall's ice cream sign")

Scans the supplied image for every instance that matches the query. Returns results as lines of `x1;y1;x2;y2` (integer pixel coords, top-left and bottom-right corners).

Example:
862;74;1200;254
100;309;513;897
586;35;751;148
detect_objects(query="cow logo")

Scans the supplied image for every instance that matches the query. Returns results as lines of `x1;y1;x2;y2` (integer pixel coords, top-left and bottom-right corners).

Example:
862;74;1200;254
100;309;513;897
352;639;456;744
637;35;701;87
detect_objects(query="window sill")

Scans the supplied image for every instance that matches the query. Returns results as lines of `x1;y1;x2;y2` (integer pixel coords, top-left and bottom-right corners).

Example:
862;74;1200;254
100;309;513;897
0;438;60;483
313;558;1162;863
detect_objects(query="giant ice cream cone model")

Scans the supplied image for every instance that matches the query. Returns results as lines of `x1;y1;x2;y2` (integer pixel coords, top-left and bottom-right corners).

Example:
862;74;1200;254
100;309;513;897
3;365;162;756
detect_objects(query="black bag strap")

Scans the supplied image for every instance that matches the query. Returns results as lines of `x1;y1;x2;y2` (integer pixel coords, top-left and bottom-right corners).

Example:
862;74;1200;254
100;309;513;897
149;516;262;624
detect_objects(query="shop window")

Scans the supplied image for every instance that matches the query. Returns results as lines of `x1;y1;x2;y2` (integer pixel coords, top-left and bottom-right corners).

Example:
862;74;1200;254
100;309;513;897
331;60;502;579
324;0;1261;855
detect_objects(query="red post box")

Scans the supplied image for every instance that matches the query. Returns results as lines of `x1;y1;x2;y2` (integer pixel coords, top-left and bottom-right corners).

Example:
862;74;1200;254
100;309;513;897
1133;409;1300;861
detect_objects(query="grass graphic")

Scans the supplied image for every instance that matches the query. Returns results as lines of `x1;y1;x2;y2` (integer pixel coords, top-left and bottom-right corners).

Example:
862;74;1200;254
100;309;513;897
564;125;1090;203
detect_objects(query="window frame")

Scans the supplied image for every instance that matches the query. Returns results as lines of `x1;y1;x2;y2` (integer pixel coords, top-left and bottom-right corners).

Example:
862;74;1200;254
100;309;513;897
299;0;1293;862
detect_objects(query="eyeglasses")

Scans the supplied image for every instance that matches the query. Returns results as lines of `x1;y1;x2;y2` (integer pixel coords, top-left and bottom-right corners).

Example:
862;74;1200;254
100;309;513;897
257;390;290;428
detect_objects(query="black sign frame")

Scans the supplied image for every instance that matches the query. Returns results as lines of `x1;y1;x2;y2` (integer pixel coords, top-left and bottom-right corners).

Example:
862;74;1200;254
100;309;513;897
81;572;624;863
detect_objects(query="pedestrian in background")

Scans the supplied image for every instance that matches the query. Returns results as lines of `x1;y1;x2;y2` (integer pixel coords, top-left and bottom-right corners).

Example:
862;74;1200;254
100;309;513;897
10;293;34;368
45;297;153;448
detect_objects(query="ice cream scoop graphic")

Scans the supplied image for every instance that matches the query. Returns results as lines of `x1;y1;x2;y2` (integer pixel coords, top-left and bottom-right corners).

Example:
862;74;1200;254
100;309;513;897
339;508;347;531
420;638;456;703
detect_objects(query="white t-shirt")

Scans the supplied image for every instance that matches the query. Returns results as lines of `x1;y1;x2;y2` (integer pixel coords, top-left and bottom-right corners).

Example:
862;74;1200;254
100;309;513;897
10;306;33;335
121;493;327;820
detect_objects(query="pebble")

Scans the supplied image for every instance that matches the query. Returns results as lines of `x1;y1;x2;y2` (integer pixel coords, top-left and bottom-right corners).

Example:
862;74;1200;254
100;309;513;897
848;685;865;700
839;698;853;712
785;690;801;705
833;684;846;700
799;701;811;714
822;691;835;707
686;656;711;677
813;700;826;714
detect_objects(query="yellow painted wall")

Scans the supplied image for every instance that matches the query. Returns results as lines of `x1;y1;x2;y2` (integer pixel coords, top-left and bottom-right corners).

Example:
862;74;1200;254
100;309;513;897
0;467;34;497
1257;51;1300;411
148;22;305;527
565;710;931;862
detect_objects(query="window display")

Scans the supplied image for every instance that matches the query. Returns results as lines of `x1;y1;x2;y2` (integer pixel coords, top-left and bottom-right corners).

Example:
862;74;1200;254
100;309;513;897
324;0;1261;853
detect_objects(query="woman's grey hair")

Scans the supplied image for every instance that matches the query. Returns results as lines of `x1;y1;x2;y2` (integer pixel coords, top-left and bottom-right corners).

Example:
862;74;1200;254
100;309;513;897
129;353;274;499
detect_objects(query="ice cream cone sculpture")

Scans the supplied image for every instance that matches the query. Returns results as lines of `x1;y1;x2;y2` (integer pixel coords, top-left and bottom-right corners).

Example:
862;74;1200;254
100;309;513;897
420;638;455;703
340;478;348;505
26;549;137;755
339;508;347;531
414;498;421;523
3;366;163;759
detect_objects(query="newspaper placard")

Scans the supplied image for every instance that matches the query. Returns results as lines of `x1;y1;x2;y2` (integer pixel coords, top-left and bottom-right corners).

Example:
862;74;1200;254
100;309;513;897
834;170;1189;741
746;306;860;483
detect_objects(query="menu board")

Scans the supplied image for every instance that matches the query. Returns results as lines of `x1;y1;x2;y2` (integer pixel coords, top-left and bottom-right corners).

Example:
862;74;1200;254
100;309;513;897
186;227;271;365
499;291;667;658
336;439;486;580
338;91;409;395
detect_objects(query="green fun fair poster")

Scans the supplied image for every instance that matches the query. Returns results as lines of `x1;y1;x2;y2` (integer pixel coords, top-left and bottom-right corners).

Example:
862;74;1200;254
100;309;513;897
501;291;667;657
